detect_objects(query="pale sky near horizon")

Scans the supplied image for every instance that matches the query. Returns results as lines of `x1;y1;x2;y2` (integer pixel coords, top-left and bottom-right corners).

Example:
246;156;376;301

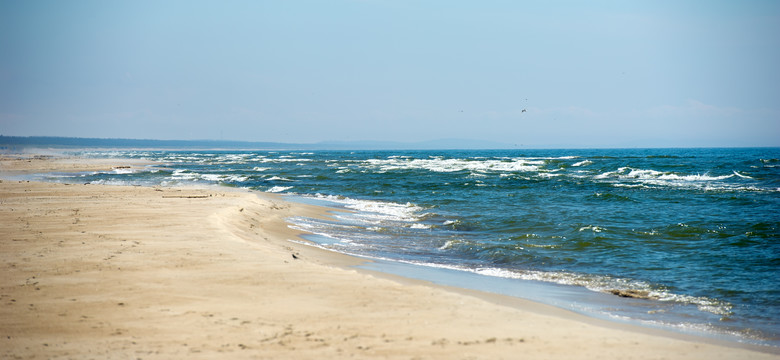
1;0;779;148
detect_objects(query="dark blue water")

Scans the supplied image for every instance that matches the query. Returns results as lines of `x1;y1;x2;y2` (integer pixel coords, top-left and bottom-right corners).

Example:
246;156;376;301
50;148;779;345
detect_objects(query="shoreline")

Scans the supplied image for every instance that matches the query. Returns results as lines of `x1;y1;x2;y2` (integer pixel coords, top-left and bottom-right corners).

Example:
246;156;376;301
1;154;777;358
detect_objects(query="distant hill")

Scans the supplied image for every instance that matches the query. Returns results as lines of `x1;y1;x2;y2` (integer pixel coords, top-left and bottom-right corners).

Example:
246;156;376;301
0;136;514;151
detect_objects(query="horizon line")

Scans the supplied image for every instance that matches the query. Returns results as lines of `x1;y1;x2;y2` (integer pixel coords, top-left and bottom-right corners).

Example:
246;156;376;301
1;135;777;151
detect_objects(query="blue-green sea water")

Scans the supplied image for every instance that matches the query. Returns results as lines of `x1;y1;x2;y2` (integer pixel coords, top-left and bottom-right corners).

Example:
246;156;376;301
44;148;779;346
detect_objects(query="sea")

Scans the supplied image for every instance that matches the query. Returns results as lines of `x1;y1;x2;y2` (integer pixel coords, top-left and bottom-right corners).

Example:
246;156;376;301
34;147;780;347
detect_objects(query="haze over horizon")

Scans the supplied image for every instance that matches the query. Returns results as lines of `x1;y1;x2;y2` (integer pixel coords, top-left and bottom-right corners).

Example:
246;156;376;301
2;1;779;148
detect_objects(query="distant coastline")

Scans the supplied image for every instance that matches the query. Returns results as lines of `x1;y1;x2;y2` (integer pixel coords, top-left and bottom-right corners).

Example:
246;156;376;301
2;136;776;151
0;135;513;151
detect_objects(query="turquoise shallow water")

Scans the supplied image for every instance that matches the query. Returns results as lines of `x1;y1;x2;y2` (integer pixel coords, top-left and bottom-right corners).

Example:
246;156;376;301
50;148;779;346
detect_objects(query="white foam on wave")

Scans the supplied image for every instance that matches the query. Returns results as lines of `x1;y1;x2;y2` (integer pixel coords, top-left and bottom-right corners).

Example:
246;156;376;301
171;169;198;181
200;174;223;182
215;153;252;164
267;186;293;193
200;174;249;182
468;267;733;316
83;179;136;186
537;172;563;178
308;194;426;223
362;157;543;173
287;219;367;248
591;167;765;192
732;171;753;179
112;167;136;175
257;157;313;163
579;225;606;233
521;156;580;160
266;176;294;182
438;240;455;250
221;175;250;182
613;183;650;189
597;167;733;182
169;170;248;183
657;173;732;181
572;160;593;167
287;224;339;241
162;153;252;165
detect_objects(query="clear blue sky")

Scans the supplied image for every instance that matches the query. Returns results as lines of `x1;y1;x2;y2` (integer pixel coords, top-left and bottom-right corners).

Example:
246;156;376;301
2;0;778;147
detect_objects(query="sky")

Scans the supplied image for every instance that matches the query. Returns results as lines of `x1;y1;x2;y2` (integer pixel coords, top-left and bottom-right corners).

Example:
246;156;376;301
1;0;779;148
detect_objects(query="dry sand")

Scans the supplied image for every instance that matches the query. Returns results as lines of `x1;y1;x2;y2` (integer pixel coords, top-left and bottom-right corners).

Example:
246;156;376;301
1;155;777;359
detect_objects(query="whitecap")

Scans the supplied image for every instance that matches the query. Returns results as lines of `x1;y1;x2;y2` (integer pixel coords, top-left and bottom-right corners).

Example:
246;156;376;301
438;240;455;250
594;167;754;192
267;186;293;193
656;173;732;181
732;171;753;179
257;158;313;163
572;160;593;167
200;174;223;182
170;169;198;181
226;175;249;182
579;225;605;233
112;167;136;175
84;179;135;186
308;194;425;222
266;176;294;182
362;157;543;173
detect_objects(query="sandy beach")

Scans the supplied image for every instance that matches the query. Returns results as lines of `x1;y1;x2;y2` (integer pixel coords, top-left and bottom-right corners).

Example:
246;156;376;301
1;155;777;359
